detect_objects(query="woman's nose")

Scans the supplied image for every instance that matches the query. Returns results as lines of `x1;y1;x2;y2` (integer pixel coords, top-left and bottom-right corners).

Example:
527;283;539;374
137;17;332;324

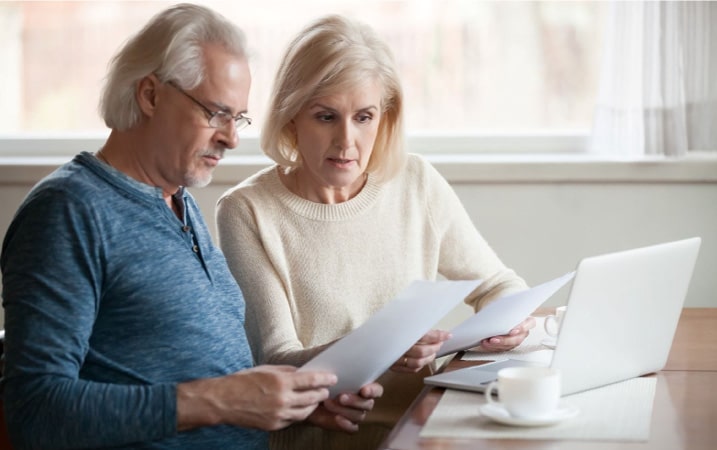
334;120;353;149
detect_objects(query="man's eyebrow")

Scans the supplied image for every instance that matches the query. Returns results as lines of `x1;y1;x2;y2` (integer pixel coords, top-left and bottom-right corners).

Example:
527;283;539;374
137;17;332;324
207;99;248;115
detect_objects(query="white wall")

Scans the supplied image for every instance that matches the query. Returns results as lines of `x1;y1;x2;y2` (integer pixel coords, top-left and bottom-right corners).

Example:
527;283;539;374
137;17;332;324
1;157;716;328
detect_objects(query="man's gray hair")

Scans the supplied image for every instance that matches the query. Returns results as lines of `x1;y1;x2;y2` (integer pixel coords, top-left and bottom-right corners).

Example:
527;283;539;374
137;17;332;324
99;3;248;130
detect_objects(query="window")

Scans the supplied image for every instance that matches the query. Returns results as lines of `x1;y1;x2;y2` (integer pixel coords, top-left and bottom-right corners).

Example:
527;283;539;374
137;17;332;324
0;0;606;154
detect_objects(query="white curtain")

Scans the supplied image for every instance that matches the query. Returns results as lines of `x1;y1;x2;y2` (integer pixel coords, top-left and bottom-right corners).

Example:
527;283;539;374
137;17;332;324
590;1;717;157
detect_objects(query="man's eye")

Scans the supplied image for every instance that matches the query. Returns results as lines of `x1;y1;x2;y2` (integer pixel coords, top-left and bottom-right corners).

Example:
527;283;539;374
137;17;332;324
213;111;232;124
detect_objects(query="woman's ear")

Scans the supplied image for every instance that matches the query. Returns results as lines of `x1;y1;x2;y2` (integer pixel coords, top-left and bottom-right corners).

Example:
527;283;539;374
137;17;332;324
287;120;298;147
136;74;161;117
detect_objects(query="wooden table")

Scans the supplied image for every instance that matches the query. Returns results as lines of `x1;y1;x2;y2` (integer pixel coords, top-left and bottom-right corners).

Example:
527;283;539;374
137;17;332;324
380;308;717;450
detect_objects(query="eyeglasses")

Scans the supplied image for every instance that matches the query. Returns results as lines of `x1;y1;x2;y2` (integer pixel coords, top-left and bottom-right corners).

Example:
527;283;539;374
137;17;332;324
167;81;252;131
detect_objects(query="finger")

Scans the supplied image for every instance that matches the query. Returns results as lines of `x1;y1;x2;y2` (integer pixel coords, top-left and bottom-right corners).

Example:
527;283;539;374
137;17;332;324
499;335;524;348
339;393;375;411
395;354;432;373
286;403;322;422
479;336;505;349
480;332;527;351
334;415;360;433
508;326;528;336
405;341;444;359
390;352;433;372
417;329;452;344
358;382;384;399
292;371;338;390
524;316;537;329
390;358;412;373
323;398;371;423
508;317;537;335
394;354;410;367
297;387;335;408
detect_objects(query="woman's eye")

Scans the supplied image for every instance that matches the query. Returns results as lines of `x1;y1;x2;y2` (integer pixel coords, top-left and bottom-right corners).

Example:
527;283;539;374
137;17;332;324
356;114;373;123
316;113;334;122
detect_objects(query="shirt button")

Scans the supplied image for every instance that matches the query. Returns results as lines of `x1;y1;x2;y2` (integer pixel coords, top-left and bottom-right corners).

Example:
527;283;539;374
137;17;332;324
192;245;199;253
182;225;191;232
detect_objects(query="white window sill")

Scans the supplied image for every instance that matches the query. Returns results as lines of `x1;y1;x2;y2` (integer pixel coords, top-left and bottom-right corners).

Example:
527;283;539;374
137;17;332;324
1;152;716;185
0;133;715;184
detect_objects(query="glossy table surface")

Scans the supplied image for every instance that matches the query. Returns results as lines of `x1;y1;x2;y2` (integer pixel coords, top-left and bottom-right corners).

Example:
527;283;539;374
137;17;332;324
380;308;717;450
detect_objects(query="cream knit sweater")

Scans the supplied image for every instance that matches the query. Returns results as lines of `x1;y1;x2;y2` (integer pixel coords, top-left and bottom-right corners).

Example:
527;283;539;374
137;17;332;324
216;153;527;449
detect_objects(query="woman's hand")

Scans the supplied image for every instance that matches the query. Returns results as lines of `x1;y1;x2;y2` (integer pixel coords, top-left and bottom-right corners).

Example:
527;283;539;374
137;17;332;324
307;382;384;433
391;329;452;373
477;316;536;352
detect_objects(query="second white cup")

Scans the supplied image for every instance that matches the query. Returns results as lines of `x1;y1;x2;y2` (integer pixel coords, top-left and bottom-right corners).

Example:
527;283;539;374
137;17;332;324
543;305;567;337
484;366;561;419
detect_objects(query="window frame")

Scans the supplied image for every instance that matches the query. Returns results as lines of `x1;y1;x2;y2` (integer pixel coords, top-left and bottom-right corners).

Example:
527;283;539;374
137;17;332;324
0;130;589;158
2;132;716;188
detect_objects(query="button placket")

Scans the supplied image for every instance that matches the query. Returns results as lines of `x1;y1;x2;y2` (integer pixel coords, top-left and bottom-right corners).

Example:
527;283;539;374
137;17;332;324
181;224;199;253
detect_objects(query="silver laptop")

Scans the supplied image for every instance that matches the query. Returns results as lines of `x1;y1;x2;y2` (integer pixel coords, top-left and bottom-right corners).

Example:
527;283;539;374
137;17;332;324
424;237;701;396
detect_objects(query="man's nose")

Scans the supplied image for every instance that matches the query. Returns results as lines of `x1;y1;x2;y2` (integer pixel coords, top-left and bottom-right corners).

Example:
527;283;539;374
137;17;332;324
214;123;239;150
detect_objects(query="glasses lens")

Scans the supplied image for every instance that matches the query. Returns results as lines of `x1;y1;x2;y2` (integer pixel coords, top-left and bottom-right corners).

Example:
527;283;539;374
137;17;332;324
208;112;251;131
208;112;231;128
235;117;251;131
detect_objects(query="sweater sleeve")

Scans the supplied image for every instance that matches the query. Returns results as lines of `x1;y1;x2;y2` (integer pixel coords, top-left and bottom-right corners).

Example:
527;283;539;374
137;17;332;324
417;156;529;310
216;192;324;367
0;187;176;450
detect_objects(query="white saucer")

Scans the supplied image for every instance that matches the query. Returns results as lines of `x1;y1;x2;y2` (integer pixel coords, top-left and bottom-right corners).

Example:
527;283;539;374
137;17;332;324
541;337;557;349
479;402;579;427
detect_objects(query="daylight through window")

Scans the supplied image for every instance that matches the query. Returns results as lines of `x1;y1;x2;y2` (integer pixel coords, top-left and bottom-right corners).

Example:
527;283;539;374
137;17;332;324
0;0;606;138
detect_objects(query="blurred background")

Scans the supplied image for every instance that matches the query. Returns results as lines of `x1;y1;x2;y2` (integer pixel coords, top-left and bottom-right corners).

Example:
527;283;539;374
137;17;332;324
0;0;605;136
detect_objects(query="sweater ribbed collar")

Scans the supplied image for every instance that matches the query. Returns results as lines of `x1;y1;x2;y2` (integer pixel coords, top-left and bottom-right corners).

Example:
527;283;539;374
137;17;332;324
267;165;383;222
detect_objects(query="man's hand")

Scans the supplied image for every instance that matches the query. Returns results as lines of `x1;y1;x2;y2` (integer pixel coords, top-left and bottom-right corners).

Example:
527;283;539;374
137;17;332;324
176;365;337;431
308;382;384;433
390;329;452;373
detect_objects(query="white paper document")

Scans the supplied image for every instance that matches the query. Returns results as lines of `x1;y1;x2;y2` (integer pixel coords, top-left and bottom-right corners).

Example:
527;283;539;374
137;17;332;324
437;271;575;357
299;279;482;396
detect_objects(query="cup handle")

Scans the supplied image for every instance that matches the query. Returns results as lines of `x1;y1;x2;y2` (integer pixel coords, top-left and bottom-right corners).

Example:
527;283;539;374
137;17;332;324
484;381;499;405
544;315;558;337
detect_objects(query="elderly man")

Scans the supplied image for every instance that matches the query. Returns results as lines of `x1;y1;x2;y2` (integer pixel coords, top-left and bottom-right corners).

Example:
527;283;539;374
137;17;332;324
0;4;379;449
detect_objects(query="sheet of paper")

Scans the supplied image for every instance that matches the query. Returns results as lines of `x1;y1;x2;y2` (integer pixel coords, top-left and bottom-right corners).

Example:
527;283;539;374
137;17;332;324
299;279;482;396
437;271;575;357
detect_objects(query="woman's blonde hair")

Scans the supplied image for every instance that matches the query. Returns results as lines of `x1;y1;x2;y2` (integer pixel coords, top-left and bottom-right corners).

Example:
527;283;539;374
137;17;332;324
261;15;406;181
99;3;248;131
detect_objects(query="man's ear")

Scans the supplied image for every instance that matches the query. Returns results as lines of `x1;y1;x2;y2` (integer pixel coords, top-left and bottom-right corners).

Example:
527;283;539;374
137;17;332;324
136;74;161;117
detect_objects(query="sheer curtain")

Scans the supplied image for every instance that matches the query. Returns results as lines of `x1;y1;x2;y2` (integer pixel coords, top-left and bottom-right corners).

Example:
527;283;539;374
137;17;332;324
590;1;717;157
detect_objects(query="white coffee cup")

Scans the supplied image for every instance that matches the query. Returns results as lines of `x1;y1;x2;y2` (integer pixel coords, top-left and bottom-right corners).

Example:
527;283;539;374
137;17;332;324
484;367;561;419
543;306;567;338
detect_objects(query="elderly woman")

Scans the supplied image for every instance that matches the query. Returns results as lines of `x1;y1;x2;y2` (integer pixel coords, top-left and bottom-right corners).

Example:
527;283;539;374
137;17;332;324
216;14;533;450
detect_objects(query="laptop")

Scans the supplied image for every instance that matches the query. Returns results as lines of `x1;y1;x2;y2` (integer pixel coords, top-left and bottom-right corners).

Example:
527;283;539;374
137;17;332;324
424;237;702;396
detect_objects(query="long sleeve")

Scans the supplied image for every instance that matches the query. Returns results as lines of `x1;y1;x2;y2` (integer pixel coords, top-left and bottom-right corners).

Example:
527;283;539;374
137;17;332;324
216;193;324;366
420;158;529;310
1;186;175;449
